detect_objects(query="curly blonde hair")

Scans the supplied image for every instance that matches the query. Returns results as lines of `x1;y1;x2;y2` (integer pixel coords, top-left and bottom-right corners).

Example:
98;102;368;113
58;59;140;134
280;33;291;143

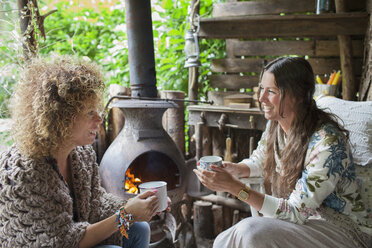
10;54;105;159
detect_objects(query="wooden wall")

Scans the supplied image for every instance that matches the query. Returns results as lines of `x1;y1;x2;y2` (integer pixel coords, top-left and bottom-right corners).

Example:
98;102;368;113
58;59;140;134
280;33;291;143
199;0;367;97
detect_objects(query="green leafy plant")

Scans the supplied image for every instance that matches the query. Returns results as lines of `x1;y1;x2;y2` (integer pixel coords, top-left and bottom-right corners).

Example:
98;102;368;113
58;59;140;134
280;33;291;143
0;0;226;152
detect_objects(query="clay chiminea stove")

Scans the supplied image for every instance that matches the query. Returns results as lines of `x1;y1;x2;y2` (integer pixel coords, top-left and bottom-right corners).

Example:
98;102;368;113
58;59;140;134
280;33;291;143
99;0;187;205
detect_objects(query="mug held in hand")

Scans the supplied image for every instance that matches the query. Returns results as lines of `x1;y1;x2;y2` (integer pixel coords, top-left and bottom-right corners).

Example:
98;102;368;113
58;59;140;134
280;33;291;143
199;156;223;171
138;181;168;212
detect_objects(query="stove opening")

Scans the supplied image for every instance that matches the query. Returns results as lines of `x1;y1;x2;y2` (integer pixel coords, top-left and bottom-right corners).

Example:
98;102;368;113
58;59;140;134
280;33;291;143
125;151;180;193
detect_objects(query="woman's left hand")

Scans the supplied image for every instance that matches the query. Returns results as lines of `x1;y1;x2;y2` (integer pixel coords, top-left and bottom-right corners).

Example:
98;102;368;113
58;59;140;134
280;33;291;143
193;165;240;194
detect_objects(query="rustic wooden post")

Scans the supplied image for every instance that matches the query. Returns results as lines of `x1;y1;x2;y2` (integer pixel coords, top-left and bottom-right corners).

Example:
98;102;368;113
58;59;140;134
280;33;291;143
359;8;372;100
202;126;212;156
161;90;186;154
232;209;240;225
212;128;224;158
107;108;125;145
188;0;200;104
96;123;107;163
188;68;199;105
187;0;200;158
222;202;233;230
212;205;223;236
335;0;357;100
193;200;214;239
106;85;129;146
195;122;203;160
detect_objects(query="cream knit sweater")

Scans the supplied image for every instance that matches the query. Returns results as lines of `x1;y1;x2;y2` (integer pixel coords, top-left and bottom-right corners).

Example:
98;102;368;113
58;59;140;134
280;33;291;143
0;145;123;247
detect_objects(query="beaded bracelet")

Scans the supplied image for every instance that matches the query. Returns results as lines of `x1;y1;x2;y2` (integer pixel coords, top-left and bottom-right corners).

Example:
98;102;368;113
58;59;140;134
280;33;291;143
115;203;134;239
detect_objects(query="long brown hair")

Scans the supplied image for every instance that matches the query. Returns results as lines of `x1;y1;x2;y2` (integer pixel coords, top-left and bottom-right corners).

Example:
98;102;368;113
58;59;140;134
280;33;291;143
260;57;348;197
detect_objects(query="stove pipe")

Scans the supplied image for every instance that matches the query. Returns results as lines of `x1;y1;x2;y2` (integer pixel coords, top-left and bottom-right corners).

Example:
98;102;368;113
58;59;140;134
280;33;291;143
99;0;187;204
125;0;157;97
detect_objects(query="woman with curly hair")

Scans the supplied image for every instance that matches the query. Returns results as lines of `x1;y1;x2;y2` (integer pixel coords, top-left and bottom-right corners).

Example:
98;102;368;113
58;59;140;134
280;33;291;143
194;57;372;247
0;54;159;247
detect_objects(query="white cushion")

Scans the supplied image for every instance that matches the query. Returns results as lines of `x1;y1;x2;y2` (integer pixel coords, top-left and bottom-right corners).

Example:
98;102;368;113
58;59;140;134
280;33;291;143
356;165;372;212
316;96;372;166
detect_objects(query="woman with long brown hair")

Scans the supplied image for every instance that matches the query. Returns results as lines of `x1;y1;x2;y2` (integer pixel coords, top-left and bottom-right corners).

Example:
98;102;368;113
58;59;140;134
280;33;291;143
194;57;371;247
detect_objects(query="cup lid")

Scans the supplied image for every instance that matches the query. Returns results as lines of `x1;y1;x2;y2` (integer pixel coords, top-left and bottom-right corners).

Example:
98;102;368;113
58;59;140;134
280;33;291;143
200;155;222;163
138;181;167;189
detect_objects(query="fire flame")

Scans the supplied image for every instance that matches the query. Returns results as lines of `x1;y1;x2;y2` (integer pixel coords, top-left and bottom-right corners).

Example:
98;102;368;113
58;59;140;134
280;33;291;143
125;168;141;194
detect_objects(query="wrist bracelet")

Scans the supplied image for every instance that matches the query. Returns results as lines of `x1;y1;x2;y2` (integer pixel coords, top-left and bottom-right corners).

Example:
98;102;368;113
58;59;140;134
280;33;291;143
115;202;134;239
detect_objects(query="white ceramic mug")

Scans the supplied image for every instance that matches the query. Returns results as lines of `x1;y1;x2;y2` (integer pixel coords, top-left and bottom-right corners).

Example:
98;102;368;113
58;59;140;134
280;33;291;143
199;156;223;171
138;181;168;212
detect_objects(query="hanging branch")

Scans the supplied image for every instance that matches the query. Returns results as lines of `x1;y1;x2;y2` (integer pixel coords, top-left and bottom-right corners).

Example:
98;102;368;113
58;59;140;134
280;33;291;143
17;0;36;60
16;0;57;61
31;0;57;40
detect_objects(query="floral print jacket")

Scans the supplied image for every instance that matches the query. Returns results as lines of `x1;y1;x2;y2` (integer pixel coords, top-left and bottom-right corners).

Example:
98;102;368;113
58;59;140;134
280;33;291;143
241;122;372;239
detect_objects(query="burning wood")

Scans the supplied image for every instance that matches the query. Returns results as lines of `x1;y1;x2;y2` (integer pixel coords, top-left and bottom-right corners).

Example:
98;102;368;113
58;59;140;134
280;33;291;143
125;168;141;194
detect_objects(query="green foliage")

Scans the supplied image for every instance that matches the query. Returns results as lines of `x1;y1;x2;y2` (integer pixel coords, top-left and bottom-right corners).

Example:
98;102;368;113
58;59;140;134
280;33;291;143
1;0;225;110
38;0;225;98
0;0;22;118
0;0;226;152
40;2;130;87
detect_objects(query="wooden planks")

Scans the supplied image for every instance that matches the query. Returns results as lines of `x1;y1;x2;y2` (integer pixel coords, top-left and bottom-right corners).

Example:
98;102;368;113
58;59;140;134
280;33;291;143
199;13;368;39
211;58;363;75
213;0;366;17
202;1;367;92
315;40;363;56
209;74;260;89
213;0;315;17
232;40;314;56
230;39;363;57
211;58;264;73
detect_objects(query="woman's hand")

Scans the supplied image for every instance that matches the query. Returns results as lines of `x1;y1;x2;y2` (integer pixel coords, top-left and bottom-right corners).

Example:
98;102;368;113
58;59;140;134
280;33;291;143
222;162;250;178
166;196;171;212
156;197;172;215
193;165;242;194
125;191;159;222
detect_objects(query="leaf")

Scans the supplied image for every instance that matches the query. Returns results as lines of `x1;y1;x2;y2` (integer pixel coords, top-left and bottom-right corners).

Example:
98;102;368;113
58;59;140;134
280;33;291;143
168;29;180;36
307;182;315;192
161;0;173;9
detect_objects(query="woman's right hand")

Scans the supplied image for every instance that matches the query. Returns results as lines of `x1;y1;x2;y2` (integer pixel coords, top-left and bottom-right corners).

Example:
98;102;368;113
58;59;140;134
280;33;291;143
222;162;250;178
124;191;159;222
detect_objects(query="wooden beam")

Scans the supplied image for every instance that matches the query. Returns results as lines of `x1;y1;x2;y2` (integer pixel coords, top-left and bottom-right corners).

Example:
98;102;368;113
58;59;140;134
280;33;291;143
211;58;264;73
232;40;315;56
316;39;363;56
359;14;372;100
210;57;362;75
230;39;363;57
213;0;315;17
199;13;368;39
209;74;260;89
213;0;366;18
